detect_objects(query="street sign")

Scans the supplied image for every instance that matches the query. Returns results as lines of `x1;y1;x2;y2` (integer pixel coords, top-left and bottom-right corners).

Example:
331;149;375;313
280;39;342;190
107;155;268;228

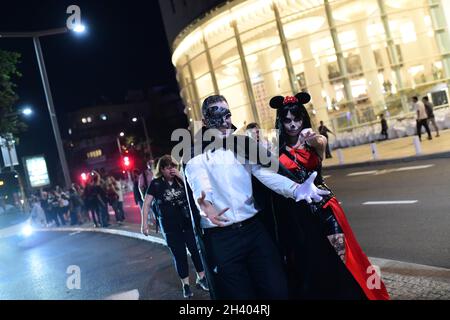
0;137;19;167
23;155;51;188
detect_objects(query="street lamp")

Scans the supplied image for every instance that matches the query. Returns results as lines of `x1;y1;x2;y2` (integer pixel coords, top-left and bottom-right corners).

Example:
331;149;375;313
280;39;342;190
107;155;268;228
21;107;33;116
0;26;86;189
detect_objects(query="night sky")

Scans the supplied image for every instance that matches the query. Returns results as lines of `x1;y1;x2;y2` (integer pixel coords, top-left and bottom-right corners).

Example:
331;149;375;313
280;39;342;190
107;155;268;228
0;0;177;184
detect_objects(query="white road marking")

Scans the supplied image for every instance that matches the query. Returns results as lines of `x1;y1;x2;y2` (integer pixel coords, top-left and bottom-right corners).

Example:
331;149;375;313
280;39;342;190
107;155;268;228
362;200;418;205
69;231;81;236
105;289;140;300
347;170;378;176
393;164;434;172
348;164;434;177
323;175;331;179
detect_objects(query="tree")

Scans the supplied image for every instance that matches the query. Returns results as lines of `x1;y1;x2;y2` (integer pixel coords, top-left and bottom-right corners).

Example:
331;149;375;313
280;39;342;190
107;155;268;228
0;50;26;139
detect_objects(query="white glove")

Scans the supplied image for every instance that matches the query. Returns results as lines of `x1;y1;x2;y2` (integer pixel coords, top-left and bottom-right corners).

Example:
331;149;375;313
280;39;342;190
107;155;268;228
294;171;330;204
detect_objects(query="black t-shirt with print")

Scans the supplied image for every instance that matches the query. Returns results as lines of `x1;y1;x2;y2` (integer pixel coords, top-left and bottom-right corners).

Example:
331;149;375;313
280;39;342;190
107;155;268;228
145;177;191;233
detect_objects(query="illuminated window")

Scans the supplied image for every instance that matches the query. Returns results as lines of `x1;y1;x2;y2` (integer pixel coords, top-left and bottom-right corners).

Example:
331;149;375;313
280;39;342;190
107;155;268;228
87;149;102;159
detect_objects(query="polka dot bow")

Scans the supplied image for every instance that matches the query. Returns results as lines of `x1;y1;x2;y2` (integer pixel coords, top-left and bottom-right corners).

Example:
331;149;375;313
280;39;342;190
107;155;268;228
283;96;298;105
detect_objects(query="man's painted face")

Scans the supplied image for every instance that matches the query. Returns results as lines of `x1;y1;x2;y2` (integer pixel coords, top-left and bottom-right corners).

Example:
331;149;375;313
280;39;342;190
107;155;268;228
282;111;303;137
203;100;232;135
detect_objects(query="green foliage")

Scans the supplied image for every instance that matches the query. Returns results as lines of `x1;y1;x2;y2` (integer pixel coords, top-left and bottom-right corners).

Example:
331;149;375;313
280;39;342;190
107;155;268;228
0;50;26;140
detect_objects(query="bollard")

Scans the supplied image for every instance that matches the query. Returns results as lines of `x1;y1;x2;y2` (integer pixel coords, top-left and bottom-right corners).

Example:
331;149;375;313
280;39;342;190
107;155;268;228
413;136;422;155
370;143;379;160
337;149;344;165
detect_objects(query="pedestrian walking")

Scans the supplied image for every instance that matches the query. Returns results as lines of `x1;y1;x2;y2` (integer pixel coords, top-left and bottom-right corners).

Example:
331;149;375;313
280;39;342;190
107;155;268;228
412;96;432;141
422;96;440;137
379;114;388;141
318;120;335;158
141;155;209;298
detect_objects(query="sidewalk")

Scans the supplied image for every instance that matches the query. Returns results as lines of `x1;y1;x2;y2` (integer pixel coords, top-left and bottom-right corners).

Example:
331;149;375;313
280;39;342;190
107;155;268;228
323;129;450;169
37;221;450;300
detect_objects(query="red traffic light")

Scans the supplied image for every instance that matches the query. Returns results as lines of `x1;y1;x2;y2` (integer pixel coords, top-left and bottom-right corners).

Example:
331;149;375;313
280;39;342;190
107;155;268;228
121;156;133;170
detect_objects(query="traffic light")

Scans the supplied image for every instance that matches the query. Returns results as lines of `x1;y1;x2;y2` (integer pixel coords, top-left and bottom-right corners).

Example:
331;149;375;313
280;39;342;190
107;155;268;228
122;155;133;170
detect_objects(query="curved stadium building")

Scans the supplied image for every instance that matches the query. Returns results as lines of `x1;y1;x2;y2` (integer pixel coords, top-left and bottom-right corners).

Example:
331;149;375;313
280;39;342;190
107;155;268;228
160;0;450;132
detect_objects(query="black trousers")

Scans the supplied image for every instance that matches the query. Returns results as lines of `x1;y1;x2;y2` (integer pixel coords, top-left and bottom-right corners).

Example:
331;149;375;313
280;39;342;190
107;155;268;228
417;119;432;140
203;218;288;300
164;224;204;279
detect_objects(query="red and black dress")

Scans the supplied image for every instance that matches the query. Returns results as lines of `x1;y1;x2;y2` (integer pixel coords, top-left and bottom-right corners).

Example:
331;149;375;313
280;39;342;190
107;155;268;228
277;144;390;300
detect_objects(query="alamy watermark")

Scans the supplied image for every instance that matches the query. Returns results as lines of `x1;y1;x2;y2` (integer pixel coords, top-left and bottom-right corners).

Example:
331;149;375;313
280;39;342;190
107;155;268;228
170;121;280;171
66;5;82;31
366;264;382;290
66;265;81;290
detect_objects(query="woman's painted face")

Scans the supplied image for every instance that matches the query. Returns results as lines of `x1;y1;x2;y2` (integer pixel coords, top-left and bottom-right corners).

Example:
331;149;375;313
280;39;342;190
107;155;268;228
282;111;303;137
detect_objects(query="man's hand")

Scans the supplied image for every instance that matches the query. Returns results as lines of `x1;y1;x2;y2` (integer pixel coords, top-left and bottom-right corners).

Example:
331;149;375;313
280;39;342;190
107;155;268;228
294;171;330;204
197;191;229;227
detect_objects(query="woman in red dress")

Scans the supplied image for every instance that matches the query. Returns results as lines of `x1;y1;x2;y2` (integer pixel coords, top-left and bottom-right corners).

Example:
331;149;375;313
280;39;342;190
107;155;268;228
269;92;390;300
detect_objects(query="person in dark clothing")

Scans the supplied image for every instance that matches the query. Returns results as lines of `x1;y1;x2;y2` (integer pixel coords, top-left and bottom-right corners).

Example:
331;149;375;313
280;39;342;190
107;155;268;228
141;155;209;299
422;96;440;137
318;121;335;158
69;186;83;225
379;114;388;141
132;169;143;210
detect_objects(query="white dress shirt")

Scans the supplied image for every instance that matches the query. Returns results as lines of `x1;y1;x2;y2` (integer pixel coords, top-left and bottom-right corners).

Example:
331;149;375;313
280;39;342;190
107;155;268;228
184;148;298;229
414;101;428;120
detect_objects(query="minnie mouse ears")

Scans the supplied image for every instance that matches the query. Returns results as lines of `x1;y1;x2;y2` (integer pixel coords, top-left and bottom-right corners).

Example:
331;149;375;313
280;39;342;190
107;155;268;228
269;92;311;109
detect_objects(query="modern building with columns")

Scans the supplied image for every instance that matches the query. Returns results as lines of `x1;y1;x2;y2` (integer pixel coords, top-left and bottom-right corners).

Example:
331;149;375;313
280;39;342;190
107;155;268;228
159;0;450;133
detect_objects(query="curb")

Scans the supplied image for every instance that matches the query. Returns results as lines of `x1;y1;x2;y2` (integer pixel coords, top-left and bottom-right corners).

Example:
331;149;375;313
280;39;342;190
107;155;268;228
36;226;450;281
324;151;450;170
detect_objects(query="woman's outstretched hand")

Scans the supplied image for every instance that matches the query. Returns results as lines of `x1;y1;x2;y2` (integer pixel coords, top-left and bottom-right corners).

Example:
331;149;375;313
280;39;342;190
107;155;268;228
293;172;330;204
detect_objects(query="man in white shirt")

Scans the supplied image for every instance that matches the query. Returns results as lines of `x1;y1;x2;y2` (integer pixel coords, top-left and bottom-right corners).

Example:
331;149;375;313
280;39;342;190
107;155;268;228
412;96;432;141
184;95;329;299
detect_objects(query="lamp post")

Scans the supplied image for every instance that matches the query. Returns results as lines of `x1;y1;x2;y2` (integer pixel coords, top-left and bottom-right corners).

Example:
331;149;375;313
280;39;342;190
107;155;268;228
1;26;85;189
132;116;153;160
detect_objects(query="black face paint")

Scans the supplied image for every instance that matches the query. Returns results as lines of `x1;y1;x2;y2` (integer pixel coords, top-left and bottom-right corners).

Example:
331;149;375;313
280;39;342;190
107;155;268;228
203;105;232;129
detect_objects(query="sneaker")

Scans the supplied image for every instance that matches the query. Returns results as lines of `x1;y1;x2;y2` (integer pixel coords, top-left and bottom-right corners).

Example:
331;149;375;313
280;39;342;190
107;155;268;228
183;284;193;298
196;277;209;291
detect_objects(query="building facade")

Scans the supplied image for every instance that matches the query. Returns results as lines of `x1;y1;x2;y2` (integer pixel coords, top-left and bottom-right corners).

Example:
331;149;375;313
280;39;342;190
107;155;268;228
161;0;450;132
65;87;188;181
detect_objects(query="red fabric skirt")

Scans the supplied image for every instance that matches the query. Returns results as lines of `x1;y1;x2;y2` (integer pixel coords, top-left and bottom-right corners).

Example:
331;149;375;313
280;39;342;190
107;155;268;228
324;197;390;300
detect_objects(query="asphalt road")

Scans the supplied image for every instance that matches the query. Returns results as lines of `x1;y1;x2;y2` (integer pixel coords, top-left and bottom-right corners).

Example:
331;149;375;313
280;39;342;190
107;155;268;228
0;232;210;300
323;158;450;269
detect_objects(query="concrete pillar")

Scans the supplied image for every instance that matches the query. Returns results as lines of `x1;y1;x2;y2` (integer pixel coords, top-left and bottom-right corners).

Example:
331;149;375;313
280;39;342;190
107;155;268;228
232;21;260;125
377;0;409;113
354;20;385;114
324;0;357;126
428;0;450;81
272;2;298;94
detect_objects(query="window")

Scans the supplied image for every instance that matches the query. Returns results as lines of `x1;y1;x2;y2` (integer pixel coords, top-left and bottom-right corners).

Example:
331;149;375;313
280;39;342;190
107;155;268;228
87;149;102;159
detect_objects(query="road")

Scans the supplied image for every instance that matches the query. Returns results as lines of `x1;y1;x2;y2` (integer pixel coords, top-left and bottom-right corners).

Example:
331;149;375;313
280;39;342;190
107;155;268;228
323;158;450;268
1;158;448;300
0;232;209;300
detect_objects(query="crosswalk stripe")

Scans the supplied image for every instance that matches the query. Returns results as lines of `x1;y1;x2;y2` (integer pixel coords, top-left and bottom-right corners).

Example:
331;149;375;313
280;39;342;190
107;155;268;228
362;200;418;205
393;164;434;172
347;170;378;176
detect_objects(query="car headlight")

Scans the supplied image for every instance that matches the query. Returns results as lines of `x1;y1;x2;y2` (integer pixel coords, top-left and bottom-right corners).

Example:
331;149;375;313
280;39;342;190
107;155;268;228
21;224;33;237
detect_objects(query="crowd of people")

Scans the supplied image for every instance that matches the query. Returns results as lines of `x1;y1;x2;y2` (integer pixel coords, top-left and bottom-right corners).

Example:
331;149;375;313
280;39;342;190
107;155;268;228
30;171;125;228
